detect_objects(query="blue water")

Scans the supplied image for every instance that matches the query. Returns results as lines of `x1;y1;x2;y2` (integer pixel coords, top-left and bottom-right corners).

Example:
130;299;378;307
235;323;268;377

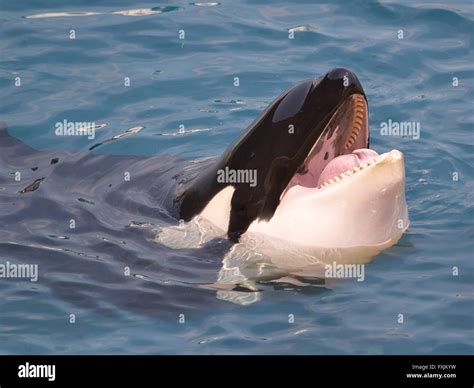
0;0;473;354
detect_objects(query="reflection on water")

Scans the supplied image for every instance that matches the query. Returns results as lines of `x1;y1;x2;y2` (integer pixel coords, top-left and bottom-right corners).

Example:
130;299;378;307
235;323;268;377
26;6;182;19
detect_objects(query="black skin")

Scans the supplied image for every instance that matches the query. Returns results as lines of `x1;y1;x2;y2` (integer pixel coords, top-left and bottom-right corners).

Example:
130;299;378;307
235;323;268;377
176;68;367;242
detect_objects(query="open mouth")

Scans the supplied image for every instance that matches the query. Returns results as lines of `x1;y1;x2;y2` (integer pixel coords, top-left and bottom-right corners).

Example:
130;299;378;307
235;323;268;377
282;93;379;197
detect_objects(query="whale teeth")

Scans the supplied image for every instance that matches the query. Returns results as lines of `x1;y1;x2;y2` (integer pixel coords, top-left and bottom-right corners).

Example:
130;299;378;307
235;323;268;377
345;136;356;149
343;95;367;150
318;182;327;189
318;156;380;190
345;121;362;149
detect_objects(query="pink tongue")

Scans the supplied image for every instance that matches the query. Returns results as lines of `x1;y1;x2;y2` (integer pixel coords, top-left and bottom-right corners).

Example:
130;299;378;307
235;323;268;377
317;148;378;186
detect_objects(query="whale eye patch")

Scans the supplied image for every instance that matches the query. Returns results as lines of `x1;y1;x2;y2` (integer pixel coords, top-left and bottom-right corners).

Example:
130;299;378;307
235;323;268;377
272;80;312;124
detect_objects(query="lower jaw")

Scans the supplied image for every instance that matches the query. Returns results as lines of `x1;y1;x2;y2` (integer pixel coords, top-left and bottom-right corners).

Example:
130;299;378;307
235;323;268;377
278;149;401;210
252;148;408;250
287;148;380;191
266;150;408;249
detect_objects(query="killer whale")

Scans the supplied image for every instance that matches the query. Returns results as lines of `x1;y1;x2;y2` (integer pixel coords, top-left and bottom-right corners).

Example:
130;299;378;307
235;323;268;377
158;68;409;299
176;68;374;241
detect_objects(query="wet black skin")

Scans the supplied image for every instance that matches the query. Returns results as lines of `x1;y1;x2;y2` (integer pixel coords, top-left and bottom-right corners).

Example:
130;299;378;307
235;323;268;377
176;68;367;241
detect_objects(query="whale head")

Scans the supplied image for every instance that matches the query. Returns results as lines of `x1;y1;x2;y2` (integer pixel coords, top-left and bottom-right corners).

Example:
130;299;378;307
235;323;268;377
177;68;408;247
